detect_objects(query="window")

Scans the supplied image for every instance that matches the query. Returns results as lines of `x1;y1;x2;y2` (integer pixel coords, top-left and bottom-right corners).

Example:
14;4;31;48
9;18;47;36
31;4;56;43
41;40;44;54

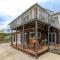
59;33;60;40
50;16;56;23
23;17;25;22
19;18;21;24
54;16;58;19
17;17;21;25
43;13;47;18
25;15;29;21
29;32;41;39
30;32;35;38
54;16;58;22
23;15;29;22
17;19;19;25
30;10;32;19
39;11;44;19
51;16;58;23
38;32;41;39
34;7;36;18
50;19;55;23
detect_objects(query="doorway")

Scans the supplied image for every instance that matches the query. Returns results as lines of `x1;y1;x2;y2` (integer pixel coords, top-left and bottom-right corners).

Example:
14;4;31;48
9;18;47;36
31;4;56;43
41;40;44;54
49;32;57;50
24;33;29;48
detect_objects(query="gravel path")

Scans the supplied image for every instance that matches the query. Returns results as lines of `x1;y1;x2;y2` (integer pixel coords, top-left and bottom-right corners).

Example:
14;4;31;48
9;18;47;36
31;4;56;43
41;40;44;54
0;43;60;60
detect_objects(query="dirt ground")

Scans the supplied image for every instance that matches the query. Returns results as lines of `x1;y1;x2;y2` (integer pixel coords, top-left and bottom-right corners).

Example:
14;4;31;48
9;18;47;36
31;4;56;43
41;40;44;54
0;43;60;60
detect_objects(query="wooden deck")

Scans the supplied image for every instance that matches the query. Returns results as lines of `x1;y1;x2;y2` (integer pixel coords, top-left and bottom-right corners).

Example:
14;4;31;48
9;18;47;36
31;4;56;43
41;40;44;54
11;44;48;57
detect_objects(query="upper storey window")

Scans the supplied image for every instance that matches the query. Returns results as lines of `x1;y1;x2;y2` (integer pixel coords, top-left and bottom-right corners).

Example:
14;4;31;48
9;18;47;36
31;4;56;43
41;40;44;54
30;10;32;19
23;15;29;22
54;16;58;20
43;12;48;18
50;16;58;24
37;6;48;21
34;7;37;18
54;16;58;23
39;11;43;19
17;17;21;25
19;18;21;24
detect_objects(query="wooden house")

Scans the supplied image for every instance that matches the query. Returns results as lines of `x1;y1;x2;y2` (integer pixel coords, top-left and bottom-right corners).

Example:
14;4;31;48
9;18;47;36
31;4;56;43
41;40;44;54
9;3;60;57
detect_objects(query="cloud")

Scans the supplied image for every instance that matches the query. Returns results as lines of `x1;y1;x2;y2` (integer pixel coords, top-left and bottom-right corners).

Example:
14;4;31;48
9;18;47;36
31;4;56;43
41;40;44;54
0;0;41;17
0;13;13;30
0;0;42;30
38;0;60;12
0;0;60;30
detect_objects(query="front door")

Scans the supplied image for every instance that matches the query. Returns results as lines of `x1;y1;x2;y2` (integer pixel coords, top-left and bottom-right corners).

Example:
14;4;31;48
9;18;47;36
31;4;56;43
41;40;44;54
24;33;28;47
49;33;56;50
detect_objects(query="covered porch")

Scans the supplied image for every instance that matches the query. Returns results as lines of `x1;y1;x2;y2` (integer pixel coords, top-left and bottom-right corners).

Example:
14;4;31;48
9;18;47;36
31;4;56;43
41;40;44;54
11;20;49;57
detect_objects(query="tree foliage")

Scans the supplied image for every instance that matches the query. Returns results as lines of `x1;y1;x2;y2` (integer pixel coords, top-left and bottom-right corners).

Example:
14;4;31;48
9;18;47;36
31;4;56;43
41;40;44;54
0;30;11;43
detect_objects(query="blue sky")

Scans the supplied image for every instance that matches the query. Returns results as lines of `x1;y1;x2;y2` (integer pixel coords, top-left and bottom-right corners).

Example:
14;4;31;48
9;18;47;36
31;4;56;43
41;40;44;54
0;0;60;30
38;0;60;12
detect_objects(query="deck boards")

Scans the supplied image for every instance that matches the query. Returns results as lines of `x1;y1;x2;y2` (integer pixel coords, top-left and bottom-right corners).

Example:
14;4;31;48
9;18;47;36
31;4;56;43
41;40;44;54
11;44;48;56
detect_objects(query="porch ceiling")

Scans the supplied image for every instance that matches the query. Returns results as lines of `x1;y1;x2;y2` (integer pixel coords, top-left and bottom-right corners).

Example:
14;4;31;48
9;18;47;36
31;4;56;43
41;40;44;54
12;20;60;33
15;20;49;32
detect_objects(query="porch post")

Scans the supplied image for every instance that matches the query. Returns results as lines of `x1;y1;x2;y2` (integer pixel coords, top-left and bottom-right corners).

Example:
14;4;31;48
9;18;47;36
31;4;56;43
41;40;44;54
16;27;17;47
11;30;13;45
35;21;38;58
54;29;56;46
59;32;60;44
48;25;51;50
22;25;24;48
19;29;21;45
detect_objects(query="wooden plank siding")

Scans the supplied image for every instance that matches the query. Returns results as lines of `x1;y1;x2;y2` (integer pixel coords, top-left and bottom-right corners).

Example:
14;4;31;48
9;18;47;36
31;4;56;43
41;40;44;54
10;5;37;29
9;3;50;30
9;3;60;30
9;3;60;57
